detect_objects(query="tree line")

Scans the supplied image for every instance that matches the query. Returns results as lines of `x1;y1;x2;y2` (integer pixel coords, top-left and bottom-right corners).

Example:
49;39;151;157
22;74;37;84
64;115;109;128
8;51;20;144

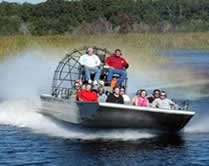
0;0;208;35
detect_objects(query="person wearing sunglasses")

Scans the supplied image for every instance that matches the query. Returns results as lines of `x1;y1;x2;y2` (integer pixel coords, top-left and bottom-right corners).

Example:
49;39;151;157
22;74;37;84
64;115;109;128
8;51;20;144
152;91;177;109
148;89;160;103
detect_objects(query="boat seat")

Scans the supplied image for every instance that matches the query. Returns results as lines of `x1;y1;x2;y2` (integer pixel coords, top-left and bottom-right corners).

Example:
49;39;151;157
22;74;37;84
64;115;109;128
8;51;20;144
81;66;127;87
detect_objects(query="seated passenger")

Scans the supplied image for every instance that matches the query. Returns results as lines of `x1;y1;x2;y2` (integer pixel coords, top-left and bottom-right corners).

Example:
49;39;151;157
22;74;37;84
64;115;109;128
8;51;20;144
81;84;86;90
106;87;124;104
97;86;107;102
152;91;177;109
79;47;101;85
134;89;149;107
71;80;81;96
147;89;160;103
119;87;131;103
77;83;98;102
105;49;129;87
131;89;140;105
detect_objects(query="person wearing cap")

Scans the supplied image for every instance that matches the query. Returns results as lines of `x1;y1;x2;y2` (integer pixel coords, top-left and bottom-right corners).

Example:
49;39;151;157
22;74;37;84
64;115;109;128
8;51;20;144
105;49;129;87
79;47;101;85
152;91;177;109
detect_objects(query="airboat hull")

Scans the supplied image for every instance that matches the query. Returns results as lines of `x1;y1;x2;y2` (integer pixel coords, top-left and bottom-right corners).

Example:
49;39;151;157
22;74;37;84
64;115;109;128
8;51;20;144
40;94;195;132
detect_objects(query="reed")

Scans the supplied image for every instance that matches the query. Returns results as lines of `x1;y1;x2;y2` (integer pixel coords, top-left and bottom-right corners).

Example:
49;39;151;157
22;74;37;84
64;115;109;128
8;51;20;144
0;33;208;92
0;33;209;61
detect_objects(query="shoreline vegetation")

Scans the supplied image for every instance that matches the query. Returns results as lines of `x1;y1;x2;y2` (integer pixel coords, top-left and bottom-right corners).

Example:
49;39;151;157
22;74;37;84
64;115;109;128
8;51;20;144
1;33;208;96
0;0;208;62
0;0;208;36
0;0;208;99
0;33;209;57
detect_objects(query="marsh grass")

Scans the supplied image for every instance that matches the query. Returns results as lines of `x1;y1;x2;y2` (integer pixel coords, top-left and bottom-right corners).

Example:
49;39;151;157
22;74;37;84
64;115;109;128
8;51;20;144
0;33;209;64
1;33;209;96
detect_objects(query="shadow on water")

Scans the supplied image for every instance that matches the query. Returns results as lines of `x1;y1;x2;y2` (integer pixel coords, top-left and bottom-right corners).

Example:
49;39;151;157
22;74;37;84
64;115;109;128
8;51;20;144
43;133;185;165
77;134;185;152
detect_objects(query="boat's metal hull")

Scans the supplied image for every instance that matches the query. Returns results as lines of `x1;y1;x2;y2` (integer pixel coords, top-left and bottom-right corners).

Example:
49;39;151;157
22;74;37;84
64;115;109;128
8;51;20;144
40;94;195;132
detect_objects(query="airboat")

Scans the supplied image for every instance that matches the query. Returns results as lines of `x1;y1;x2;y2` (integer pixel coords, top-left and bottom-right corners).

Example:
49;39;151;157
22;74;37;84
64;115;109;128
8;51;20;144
40;47;195;132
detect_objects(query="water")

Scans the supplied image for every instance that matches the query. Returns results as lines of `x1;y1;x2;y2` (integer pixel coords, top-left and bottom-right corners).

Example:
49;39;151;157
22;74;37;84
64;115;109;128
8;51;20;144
0;49;209;165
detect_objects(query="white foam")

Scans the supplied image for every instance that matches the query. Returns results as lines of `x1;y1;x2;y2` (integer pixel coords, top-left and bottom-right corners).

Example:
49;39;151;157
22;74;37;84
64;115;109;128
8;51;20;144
184;117;209;133
0;50;156;140
0;99;155;141
0;49;208;140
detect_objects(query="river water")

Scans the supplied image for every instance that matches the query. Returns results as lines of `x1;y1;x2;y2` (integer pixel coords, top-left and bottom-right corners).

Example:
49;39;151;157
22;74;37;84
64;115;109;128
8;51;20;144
0;50;209;165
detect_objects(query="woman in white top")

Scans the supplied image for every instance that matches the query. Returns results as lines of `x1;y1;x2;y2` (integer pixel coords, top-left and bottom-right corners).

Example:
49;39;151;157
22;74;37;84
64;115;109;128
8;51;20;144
120;87;131;103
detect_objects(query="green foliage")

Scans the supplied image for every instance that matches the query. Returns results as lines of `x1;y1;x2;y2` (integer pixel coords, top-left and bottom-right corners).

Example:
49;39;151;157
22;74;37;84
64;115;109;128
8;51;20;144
0;0;208;35
0;15;22;35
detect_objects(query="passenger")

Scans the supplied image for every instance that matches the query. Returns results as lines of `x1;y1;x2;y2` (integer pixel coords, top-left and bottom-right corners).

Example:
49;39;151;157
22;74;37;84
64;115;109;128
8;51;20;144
77;83;98;102
71;80;81;96
120;87;131;103
152;91;177;109
105;49;129;87
97;86;107;102
131;89;140;105
135;89;149;107
148;89;160;103
79;47;101;85
106;87;124;104
81;84;86;90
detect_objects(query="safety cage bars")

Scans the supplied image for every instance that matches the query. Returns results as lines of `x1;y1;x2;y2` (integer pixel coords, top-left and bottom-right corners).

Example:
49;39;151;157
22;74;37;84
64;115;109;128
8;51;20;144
51;46;128;99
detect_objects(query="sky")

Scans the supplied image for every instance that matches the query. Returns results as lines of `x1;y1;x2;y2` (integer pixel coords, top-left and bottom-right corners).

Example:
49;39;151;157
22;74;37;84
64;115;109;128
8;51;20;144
0;0;46;4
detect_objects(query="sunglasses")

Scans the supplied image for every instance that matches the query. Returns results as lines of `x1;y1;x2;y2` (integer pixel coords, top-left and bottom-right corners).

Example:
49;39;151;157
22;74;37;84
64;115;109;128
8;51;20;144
160;94;166;96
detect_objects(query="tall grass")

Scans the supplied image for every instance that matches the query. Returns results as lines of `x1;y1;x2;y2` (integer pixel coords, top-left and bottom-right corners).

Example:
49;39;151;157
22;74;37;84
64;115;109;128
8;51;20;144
0;33;209;62
1;33;208;96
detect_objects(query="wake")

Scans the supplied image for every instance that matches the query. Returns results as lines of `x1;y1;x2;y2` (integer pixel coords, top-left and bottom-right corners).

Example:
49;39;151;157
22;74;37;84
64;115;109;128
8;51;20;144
184;115;209;133
0;49;209;141
0;99;155;141
0;50;155;141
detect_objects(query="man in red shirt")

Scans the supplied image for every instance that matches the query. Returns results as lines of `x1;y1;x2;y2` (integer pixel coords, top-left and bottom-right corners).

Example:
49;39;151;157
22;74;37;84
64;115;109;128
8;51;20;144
77;84;98;102
105;49;129;87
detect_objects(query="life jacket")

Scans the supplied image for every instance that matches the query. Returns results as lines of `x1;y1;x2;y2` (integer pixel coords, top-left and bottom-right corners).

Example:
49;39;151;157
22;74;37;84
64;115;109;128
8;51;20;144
110;78;117;88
